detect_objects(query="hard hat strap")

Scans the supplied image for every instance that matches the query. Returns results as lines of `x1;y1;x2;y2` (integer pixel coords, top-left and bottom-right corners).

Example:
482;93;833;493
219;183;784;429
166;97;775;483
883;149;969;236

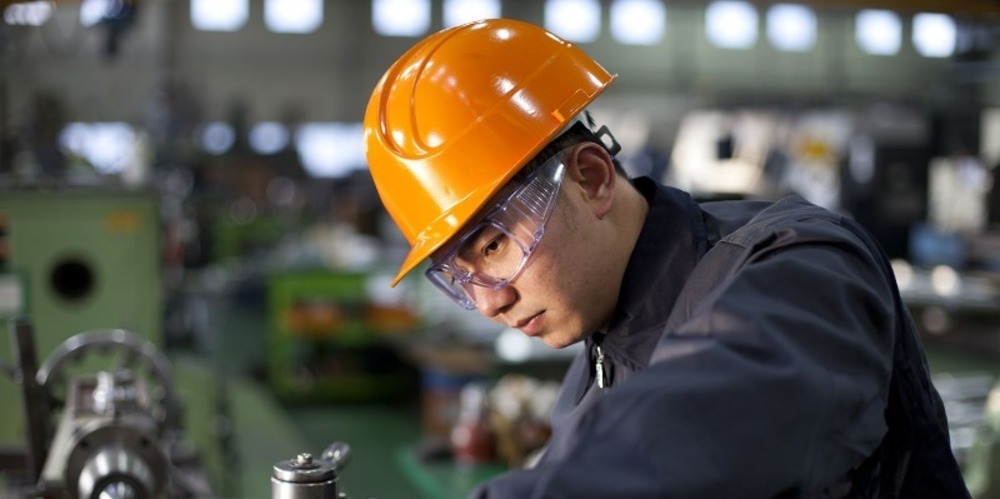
593;124;621;157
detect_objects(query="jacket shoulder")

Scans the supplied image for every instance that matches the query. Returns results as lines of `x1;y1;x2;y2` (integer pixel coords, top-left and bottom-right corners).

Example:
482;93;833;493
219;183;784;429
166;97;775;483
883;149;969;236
702;195;854;250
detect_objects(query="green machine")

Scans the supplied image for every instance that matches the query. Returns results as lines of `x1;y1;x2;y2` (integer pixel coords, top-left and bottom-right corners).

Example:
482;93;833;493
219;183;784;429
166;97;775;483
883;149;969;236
268;269;421;403
0;189;163;447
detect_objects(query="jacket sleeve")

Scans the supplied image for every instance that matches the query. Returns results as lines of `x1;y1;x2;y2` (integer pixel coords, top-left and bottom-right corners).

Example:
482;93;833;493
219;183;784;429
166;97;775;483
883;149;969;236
470;232;896;499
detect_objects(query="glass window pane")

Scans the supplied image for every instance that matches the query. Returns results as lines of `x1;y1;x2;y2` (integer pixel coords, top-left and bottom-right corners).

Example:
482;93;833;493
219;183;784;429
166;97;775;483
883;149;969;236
265;0;323;34
766;3;815;52
191;0;248;32
443;0;501;28
706;1;758;49
610;0;665;45
544;0;601;43
372;0;430;37
913;13;956;58
855;9;901;56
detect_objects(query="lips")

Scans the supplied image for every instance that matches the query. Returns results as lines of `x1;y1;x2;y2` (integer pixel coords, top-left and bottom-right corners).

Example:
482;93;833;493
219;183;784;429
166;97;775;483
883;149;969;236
514;312;544;336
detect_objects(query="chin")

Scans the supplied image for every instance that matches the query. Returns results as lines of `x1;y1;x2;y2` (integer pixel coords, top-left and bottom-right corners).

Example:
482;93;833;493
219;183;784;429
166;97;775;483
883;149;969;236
541;332;583;350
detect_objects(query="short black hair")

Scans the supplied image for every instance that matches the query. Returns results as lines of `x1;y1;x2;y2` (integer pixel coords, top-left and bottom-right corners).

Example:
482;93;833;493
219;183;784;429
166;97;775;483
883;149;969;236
515;119;627;183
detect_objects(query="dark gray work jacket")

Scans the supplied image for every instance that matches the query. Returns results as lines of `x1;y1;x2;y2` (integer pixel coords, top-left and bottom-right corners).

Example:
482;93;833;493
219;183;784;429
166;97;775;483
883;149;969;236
471;178;969;498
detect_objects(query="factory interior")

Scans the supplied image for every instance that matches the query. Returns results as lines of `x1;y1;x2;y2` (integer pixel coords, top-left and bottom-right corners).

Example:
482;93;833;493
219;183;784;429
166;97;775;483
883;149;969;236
1;0;1000;497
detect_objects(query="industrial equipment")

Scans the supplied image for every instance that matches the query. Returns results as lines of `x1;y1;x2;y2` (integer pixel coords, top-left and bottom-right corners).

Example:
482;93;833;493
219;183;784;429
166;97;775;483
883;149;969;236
0;189;163;454
271;442;352;499
0;320;212;498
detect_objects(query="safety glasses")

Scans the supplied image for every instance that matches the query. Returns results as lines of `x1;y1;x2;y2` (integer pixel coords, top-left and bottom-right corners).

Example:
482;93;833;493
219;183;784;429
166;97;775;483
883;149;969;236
425;148;570;310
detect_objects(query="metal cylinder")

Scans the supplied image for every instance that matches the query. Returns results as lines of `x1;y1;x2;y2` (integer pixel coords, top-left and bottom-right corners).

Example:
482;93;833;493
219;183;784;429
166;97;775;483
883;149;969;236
64;420;166;499
76;445;154;499
271;453;338;499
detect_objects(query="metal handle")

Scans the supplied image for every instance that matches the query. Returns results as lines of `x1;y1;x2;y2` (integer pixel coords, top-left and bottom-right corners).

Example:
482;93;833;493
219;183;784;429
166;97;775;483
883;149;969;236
321;442;350;470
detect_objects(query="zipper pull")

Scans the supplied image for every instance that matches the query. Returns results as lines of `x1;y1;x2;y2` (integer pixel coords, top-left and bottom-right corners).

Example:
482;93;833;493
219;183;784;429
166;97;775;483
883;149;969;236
595;344;607;389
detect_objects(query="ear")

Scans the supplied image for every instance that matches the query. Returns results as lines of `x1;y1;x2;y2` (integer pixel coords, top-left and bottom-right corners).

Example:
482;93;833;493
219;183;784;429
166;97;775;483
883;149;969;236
565;142;617;220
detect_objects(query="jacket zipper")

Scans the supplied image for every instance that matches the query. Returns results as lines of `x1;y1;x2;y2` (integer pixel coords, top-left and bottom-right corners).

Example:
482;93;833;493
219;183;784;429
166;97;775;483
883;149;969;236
594;343;608;389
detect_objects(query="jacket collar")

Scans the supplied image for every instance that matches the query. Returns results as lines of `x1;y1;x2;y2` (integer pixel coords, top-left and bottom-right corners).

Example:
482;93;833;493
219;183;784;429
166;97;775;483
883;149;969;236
596;177;707;365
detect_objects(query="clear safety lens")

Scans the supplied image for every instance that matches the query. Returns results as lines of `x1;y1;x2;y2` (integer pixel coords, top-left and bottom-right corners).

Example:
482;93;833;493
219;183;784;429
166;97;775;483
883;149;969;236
426;148;569;310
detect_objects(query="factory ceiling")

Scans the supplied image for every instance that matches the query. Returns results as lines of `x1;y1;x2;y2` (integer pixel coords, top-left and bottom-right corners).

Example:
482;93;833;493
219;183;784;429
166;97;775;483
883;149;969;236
0;0;998;17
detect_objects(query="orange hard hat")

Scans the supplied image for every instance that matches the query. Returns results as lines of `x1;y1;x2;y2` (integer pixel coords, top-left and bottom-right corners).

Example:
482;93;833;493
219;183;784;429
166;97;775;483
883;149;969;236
364;18;616;286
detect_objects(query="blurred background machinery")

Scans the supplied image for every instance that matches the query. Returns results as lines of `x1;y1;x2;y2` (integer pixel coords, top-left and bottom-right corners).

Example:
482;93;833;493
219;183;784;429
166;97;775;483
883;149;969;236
0;321;215;498
0;189;165;475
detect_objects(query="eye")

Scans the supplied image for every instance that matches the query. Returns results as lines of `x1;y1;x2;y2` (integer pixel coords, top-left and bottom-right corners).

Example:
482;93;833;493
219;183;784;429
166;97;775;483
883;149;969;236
459;225;500;258
481;232;509;256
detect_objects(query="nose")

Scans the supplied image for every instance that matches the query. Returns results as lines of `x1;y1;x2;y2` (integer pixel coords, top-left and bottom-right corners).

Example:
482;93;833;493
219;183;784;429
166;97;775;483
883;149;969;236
472;284;517;318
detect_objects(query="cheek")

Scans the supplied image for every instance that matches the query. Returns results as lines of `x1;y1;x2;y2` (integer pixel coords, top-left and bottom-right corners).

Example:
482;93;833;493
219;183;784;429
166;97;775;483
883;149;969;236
528;250;606;347
527;227;603;319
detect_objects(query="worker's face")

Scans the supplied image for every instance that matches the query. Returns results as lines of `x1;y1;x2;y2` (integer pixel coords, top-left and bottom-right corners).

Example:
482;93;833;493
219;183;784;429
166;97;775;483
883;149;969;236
426;147;571;311
458;143;621;349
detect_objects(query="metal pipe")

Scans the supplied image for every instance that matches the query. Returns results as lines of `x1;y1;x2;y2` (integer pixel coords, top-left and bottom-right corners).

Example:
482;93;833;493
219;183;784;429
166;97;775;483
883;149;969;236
10;318;49;482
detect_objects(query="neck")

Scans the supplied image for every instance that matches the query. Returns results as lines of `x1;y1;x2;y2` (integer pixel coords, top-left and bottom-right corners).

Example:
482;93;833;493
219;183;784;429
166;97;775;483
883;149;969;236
616;178;650;242
594;178;650;334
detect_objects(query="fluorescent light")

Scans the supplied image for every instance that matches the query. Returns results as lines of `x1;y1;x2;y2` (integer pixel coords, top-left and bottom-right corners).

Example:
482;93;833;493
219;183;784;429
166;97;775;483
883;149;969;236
372;0;430;37
443;0;500;28
913;13;956;58
191;0;248;32
296;123;366;178
706;1;758;49
4;1;53;26
249;122;290;155
265;0;323;34
610;0;665;45
544;0;601;43
767;4;815;52
198;122;236;155
856;9;901;55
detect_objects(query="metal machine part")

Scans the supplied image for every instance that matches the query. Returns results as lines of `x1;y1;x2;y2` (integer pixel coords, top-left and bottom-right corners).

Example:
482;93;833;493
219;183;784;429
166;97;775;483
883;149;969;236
271;442;352;499
2;323;214;499
76;445;154;499
35;329;183;434
41;370;168;499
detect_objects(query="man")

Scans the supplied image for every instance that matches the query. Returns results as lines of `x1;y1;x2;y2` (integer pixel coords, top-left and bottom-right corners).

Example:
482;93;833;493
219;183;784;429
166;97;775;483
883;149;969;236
363;18;969;498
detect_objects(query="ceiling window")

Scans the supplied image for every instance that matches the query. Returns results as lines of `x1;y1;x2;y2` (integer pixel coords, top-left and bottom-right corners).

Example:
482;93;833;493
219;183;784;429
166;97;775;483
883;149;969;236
610;0;665;45
766;4;815;52
855;9;901;55
191;0;248;32
443;0;501;28
372;0;430;37
544;0;601;43
913;13;956;58
265;0;322;34
706;1;758;49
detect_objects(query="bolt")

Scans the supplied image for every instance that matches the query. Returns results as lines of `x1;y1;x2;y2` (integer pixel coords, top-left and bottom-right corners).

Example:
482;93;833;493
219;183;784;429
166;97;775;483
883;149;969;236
295;453;313;466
